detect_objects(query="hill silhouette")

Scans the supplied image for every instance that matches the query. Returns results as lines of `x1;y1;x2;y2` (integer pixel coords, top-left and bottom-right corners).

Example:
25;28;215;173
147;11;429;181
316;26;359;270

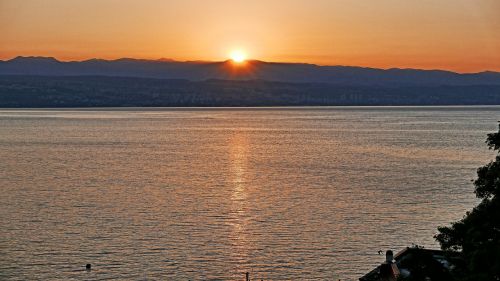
2;57;500;107
2;56;500;86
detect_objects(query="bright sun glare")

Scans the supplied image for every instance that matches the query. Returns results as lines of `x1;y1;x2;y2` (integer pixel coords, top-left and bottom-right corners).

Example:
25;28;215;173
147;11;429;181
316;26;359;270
230;50;247;63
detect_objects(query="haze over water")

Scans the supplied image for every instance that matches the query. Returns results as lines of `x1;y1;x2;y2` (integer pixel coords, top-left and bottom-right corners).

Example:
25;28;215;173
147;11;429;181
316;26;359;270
0;106;498;280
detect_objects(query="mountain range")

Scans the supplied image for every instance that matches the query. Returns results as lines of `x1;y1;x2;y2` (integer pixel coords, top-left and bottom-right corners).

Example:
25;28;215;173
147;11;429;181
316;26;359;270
2;56;500;86
1;56;500;107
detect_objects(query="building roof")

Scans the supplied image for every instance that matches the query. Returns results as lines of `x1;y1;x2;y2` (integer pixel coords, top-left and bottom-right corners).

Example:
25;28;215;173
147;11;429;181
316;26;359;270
359;247;459;281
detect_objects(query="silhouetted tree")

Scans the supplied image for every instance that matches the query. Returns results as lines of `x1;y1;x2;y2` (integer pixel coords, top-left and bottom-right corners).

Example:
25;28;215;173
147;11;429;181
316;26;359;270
435;123;500;281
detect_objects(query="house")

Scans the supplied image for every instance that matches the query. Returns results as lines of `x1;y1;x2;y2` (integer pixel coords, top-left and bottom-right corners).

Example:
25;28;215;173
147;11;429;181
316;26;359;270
359;247;459;281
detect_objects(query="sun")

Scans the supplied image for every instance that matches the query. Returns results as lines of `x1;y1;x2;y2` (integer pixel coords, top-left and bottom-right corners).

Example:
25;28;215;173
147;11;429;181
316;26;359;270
230;50;247;63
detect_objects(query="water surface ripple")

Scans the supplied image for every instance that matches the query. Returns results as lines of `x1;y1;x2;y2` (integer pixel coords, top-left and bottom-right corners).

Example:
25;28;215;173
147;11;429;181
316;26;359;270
0;107;499;280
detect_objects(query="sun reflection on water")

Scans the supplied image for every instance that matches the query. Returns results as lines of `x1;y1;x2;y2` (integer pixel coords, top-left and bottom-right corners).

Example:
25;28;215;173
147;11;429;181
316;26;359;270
229;131;250;203
227;130;254;272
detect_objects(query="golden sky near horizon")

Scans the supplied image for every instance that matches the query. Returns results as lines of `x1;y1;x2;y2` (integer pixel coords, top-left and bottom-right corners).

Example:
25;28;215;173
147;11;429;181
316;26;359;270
1;0;500;72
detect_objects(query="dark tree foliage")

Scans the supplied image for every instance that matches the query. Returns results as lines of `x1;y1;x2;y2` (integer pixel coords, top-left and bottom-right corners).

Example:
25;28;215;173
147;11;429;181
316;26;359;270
435;123;500;281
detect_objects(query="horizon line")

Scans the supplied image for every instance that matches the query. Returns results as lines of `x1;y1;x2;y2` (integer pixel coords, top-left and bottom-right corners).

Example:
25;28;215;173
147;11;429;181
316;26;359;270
2;55;499;75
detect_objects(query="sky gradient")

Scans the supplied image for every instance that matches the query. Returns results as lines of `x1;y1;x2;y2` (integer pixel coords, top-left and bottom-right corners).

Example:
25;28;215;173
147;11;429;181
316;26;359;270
1;0;500;72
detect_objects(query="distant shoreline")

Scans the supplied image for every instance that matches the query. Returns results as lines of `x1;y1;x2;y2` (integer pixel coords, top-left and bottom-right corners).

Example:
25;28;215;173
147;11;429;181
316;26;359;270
0;104;500;111
2;76;500;108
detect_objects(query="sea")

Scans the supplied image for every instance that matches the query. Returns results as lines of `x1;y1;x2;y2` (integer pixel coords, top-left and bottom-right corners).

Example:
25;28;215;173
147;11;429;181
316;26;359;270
0;106;499;280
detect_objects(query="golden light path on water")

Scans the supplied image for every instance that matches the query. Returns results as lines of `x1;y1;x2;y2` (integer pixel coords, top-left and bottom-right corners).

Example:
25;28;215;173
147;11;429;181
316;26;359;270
229;131;252;273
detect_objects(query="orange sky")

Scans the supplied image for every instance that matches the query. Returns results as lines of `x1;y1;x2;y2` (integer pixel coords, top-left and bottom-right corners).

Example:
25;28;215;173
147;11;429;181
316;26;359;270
1;0;499;72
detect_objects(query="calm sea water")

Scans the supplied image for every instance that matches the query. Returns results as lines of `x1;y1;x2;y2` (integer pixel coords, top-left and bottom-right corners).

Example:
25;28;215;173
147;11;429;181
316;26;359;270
0;107;499;280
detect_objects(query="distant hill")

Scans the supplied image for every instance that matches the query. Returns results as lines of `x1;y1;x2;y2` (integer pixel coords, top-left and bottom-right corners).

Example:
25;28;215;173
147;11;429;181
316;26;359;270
2;57;500;107
1;75;500;107
1;56;500;86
